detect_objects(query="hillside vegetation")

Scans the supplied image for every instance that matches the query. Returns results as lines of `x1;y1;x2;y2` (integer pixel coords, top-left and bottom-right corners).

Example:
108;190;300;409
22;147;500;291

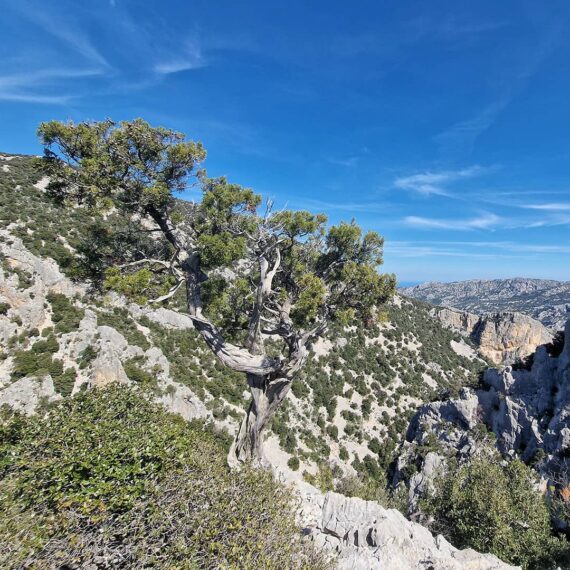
0;384;325;569
0;152;485;489
2;146;551;569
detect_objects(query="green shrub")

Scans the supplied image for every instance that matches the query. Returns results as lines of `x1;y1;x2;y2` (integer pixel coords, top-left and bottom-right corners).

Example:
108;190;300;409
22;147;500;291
288;456;300;471
97;308;150;350
52;368;76;397
424;457;568;569
11;351;52;380
303;462;334;492
77;344;98;369
0;385;326;569
47;292;84;334
123;357;158;392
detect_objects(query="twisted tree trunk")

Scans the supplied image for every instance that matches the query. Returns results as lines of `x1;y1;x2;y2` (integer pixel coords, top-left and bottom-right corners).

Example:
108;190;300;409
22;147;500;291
228;374;292;468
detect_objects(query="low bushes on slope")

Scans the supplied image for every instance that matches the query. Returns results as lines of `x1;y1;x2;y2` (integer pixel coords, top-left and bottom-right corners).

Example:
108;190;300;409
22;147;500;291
424;457;569;570
0;385;325;569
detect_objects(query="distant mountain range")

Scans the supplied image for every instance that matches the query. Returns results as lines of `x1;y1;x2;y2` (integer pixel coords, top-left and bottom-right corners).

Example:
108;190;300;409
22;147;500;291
401;278;570;330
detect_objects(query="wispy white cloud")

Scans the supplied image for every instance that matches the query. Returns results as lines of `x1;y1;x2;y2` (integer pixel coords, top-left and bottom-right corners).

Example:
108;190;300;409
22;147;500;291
434;20;564;158
424;240;570;254
522;203;570;211
404;212;501;230
328;156;360;167
386;242;514;259
387;240;570;258
15;6;111;70
291;197;389;214
154;41;207;75
434;98;509;156
0;68;102;104
394;165;488;196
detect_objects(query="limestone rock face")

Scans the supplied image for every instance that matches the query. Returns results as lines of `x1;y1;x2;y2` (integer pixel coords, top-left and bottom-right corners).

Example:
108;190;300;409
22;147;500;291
474;312;553;365
431;306;481;334
430;306;552;365
396;319;570;506
0;232;208;422
298;486;519;570
0;375;61;414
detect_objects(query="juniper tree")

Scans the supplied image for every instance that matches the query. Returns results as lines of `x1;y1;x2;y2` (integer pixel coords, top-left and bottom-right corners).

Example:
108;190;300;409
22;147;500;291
37;119;395;467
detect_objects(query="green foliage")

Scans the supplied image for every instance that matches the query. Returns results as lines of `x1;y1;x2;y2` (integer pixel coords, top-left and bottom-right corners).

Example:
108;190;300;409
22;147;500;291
288;456;300;471
304;462;335;492
47;292;84;334
11;334;59;381
123;357;159;392
96;307;150;350
0;302;10;315
2;260;33;290
36;119;395;359
424;457;568;569
290;273;326;326
52;367;76;397
0;385;326;569
38;119;206;212
77;345;98;369
335;472;406;512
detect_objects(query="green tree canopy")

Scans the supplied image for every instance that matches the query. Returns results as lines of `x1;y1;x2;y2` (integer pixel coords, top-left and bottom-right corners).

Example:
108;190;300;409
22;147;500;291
38;118;395;465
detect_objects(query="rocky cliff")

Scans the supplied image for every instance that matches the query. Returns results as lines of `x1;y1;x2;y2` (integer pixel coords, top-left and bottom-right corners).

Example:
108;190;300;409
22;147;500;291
395;318;569;508
402;278;570;331
430;306;553;366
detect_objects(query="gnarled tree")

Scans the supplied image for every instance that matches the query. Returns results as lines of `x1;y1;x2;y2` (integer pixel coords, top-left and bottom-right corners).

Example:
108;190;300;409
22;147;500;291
38;119;395;467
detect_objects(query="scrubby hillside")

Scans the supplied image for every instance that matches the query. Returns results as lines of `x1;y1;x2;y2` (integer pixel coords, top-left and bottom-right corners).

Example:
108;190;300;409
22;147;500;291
0;384;326;569
0;153;486;487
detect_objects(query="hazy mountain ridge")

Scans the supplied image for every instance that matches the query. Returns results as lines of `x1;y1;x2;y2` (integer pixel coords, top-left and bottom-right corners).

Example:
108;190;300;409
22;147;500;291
401;278;570;331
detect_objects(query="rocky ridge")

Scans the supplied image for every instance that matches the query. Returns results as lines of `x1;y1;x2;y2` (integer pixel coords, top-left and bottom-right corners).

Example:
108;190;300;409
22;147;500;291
430;306;553;366
402;278;570;331
296;485;518;569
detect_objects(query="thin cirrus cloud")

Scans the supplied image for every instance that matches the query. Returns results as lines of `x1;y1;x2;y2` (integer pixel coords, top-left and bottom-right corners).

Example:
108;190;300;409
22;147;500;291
8;3;111;70
521;203;570;211
387;240;570;259
0;68;104;104
153;42;208;75
404;212;501;230
393;165;488;196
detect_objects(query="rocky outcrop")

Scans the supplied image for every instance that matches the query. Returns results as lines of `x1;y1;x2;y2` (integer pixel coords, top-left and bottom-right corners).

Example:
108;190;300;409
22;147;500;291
403;278;570;331
0;375;61;414
474;312;552;365
298;485;518;569
430;306;552;365
0;232;208;422
395;319;570;506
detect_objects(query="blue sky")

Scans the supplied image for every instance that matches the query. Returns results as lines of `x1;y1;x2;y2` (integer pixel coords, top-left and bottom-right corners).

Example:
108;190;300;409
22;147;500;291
1;0;570;283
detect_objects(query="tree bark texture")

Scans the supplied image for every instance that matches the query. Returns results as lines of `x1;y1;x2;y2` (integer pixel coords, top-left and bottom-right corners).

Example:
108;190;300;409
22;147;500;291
228;374;291;468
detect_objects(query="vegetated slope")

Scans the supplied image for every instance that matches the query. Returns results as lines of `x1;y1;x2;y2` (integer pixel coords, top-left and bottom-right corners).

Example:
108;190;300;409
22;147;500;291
0;153;485;486
0;384;325;569
401;278;570;330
